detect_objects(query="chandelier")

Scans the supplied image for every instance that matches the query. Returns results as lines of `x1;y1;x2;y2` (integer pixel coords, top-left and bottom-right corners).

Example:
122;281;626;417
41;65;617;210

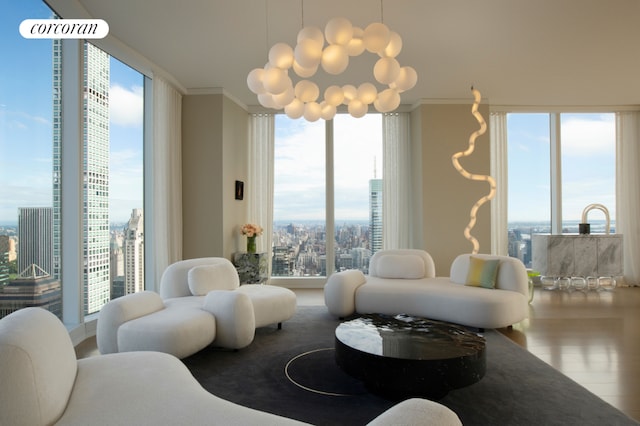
247;16;417;121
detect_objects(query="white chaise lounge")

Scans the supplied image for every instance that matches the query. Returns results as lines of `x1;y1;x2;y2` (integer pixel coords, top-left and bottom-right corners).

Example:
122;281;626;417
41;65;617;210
98;257;297;358
325;249;529;329
0;307;463;426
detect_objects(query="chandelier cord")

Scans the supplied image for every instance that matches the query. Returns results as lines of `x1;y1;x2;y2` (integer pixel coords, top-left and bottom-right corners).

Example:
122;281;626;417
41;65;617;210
265;0;269;53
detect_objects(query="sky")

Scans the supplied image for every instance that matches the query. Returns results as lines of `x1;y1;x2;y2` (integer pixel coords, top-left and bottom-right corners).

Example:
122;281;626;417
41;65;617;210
273;114;383;223
273;111;616;225
507;112;615;223
1;1;617;228
0;0;144;225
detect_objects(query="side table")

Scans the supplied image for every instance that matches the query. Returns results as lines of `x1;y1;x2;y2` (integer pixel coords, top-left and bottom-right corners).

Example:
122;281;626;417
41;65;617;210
232;252;268;284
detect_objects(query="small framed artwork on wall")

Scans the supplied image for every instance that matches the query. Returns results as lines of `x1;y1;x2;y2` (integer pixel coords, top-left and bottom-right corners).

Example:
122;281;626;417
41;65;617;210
235;180;244;200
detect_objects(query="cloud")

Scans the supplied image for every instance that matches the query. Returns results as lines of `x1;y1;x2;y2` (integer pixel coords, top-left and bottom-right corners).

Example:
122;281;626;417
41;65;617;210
562;174;615;220
109;147;143;222
272;115;382;222
0;109;50;131
110;148;140;163
0;183;52;223
560;114;615;157
110;84;143;127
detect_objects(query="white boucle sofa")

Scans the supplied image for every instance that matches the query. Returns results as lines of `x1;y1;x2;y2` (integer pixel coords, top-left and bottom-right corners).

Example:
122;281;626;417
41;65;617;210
97;257;297;358
325;249;529;329
0;307;462;426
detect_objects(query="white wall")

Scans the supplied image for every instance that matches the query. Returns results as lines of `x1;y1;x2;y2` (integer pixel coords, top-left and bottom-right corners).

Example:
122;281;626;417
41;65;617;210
415;103;492;275
181;93;249;260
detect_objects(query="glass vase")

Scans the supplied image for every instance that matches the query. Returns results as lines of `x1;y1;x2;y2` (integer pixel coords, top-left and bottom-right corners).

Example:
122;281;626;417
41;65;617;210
246;235;257;253
528;277;535;303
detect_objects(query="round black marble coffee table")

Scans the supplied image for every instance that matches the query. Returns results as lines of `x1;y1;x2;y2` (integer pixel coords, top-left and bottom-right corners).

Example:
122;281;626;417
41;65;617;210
335;314;486;400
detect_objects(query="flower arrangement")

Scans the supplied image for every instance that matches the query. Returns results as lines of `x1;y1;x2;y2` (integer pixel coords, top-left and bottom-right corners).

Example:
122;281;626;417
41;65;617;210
240;223;263;237
240;223;263;253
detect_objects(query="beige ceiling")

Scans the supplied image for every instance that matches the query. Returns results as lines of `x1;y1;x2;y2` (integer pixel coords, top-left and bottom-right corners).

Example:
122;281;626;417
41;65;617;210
47;0;640;109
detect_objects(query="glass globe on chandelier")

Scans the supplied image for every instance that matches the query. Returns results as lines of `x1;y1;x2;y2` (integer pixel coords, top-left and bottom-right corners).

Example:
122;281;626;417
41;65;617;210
247;16;418;121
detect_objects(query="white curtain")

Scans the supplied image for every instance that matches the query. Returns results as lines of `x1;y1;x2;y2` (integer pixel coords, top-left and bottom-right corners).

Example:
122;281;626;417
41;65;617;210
616;111;640;286
382;112;412;249
248;114;275;274
150;76;183;291
490;112;508;255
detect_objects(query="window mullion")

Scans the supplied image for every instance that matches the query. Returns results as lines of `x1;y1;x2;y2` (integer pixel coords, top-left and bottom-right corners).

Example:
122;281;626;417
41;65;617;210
60;39;84;326
143;76;154;291
550;113;562;234
325;119;335;276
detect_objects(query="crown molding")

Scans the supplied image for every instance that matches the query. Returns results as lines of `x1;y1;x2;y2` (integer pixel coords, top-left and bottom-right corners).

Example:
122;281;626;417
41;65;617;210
491;104;640;113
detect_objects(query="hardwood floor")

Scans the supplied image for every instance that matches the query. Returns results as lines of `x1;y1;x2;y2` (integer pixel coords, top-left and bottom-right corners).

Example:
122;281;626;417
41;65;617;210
76;286;640;422
499;286;640;422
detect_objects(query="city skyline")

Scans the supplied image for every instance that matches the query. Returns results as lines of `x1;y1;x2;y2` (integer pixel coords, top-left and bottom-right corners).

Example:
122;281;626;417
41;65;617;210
0;0;146;319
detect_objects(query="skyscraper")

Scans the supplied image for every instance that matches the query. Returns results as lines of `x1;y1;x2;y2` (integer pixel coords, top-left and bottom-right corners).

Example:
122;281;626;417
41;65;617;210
52;37;62;281
109;234;124;299
17;207;53;276
53;40;111;315
0;236;11;288
272;246;292;276
0;266;61;320
369;179;383;254
124;208;144;295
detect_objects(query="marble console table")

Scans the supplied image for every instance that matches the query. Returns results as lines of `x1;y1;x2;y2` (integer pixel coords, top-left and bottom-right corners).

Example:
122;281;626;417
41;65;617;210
531;234;623;278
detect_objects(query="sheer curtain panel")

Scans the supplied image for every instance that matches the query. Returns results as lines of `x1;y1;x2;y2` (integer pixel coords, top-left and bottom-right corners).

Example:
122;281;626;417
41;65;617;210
616;111;640;286
490;112;508;256
382;112;412;249
248;114;275;273
150;77;183;291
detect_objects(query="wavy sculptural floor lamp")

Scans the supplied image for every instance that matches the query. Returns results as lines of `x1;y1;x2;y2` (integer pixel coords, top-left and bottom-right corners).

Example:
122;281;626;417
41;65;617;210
451;87;496;254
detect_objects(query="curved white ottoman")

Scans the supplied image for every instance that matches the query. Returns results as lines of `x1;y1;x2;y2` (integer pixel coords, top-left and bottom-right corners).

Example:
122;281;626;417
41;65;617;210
237;284;297;328
204;290;256;349
203;286;297;350
118;306;216;359
366;398;462;426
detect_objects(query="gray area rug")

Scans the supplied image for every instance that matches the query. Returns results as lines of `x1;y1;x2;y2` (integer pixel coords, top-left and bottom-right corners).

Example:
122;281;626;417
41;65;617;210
183;306;638;426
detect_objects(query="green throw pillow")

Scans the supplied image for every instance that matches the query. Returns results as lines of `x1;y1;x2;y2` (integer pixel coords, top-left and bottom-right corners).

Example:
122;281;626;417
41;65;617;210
465;256;500;289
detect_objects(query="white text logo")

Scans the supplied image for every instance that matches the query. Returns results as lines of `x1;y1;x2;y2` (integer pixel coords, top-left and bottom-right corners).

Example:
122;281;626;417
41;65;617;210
20;19;109;39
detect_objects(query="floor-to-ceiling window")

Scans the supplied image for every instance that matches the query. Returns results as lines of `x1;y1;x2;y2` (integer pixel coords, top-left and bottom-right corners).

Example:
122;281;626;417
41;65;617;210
333;114;383;273
272;116;326;278
507;112;616;267
0;0;58;318
0;0;147;323
559;113;616;232
506;114;550;267
272;113;382;280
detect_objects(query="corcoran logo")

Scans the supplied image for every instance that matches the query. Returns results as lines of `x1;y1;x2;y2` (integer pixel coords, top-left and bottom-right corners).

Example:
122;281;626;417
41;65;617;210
20;19;109;39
